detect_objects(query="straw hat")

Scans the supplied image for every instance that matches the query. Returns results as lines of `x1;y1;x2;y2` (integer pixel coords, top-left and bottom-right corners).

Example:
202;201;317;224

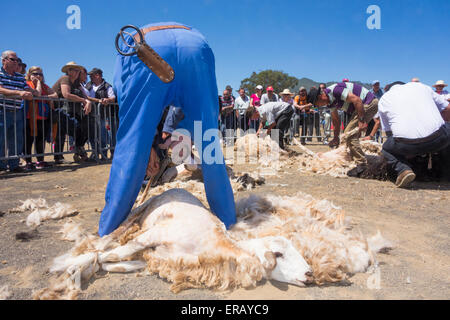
61;61;84;73
279;88;294;96
433;80;448;88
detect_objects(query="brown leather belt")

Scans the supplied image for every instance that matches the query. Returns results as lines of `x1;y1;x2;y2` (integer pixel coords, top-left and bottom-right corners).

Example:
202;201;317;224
132;25;190;43
394;128;443;144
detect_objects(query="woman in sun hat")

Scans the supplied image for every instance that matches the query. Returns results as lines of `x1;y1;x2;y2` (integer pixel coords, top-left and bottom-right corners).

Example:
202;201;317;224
52;61;92;163
279;88;294;104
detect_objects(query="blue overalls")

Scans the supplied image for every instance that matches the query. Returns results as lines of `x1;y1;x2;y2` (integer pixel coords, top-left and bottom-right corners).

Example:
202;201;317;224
98;22;236;236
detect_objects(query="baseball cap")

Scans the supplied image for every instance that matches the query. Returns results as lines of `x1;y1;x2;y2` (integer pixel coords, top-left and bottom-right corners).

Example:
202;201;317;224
266;86;274;91
88;68;103;75
372;80;380;85
256;85;263;90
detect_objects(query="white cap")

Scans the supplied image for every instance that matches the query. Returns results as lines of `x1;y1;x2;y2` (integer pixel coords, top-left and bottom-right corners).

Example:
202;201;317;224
256;85;263;90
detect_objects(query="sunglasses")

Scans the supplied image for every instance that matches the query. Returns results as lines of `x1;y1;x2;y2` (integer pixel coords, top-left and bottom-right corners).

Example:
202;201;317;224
7;57;19;63
32;72;43;76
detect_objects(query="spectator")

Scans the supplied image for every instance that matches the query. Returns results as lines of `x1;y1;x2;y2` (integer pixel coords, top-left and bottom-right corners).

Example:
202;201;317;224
225;85;235;100
249;85;263;130
293;87;308;143
234;88;250;137
247;101;294;150
378;81;450;187
0;50;34;173
279;89;294;104
319;83;332;143
219;89;235;146
260;86;279;104
16;58;27;75
52;61;92;163
24;66;57;170
433;80;450;103
312;81;379;176
85;68;116;160
366;80;384;141
411;77;420;83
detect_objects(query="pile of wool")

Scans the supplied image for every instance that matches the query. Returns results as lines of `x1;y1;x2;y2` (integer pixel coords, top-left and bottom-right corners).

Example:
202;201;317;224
294;129;385;178
10;198;78;227
231;192;392;284
234;134;288;171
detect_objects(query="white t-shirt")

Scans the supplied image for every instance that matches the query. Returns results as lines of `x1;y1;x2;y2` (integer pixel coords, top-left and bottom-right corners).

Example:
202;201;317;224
260;93;280;105
258;101;293;125
234;95;250;115
377;82;449;139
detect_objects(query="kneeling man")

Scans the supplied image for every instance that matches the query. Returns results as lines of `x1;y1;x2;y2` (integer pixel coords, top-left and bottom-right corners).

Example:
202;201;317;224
378;81;450;187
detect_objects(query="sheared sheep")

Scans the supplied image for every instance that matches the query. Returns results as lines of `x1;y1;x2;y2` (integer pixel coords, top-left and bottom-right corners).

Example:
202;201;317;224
35;189;391;299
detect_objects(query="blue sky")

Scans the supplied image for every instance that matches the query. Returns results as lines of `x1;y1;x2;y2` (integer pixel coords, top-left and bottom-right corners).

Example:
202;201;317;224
2;0;449;94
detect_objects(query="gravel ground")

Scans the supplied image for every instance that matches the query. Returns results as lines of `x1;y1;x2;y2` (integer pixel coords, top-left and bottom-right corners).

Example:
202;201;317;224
0;144;449;300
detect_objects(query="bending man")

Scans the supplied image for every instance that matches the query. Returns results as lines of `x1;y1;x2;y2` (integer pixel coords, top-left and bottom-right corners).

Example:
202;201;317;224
99;22;236;236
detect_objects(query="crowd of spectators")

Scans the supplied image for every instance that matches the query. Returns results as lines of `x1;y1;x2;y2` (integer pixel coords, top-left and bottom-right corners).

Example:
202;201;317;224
217;78;450;150
1;49;449;176
0;50;118;173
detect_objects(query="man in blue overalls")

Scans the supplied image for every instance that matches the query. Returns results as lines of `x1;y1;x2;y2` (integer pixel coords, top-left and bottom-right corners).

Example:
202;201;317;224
99;22;236;237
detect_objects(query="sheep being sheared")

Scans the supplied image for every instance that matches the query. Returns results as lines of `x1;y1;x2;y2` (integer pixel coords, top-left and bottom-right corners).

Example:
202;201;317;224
35;189;391;299
35;189;313;299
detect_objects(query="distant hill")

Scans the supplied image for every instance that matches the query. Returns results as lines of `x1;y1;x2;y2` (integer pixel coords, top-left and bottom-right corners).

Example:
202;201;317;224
292;77;372;92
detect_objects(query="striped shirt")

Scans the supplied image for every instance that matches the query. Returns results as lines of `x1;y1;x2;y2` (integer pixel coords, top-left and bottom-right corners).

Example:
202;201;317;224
324;82;375;114
0;67;29;110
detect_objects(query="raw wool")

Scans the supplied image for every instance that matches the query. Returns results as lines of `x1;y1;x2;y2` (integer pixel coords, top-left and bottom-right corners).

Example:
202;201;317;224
294;132;384;178
230;192;391;285
58;220;86;244
26;202;79;227
234;134;288;171
9;198;48;213
0;285;11;300
36;189;392;298
367;230;394;253
136;166;265;206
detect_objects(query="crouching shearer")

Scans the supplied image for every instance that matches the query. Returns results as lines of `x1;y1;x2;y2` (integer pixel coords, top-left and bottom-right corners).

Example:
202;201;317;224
311;82;379;177
145;105;185;187
247;100;294;150
377;81;450;188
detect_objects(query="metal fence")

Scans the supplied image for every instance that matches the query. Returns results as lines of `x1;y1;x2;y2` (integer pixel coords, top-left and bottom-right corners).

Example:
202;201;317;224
218;108;384;146
0;94;119;167
1;95;386;168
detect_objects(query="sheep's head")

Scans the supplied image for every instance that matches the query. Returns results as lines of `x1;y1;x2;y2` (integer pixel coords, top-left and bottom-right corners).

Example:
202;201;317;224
238;236;313;286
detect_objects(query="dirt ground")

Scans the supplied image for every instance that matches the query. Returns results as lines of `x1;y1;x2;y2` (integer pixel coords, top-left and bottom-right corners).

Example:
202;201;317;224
0;144;449;300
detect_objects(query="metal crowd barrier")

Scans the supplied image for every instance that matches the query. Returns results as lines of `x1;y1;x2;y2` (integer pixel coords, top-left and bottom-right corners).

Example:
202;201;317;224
217;107;384;146
0;94;119;166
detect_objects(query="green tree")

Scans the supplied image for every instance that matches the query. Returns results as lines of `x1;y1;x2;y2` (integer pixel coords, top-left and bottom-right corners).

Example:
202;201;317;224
239;70;299;95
